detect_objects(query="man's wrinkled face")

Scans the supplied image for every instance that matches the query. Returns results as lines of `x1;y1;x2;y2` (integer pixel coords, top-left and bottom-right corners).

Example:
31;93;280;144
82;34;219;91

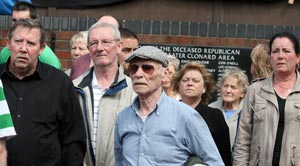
88;26;120;68
128;58;164;97
7;26;45;74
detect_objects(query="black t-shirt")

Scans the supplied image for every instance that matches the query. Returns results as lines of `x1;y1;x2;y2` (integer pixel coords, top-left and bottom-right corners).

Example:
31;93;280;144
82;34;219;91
272;92;285;166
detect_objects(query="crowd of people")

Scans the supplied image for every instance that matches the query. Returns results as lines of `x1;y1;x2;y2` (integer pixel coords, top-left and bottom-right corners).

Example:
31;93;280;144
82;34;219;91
1;1;300;166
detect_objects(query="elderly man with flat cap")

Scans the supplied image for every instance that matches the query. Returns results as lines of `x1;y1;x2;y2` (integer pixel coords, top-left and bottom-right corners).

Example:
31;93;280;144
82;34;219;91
114;46;224;166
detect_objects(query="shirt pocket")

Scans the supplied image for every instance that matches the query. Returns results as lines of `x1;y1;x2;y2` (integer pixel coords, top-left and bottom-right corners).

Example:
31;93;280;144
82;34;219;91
252;102;266;122
294;103;300;122
291;144;300;166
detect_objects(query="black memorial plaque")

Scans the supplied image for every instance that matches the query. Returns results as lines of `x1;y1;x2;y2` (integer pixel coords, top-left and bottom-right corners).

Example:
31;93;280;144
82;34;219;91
141;44;253;84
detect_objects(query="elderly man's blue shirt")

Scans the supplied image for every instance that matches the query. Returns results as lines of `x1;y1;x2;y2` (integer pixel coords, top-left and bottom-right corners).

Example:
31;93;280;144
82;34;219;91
115;92;224;166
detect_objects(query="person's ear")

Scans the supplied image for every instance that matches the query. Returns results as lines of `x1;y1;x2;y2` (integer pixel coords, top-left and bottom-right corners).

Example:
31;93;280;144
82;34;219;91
202;87;206;94
164;67;169;74
6;38;10;50
38;43;46;56
116;40;121;54
240;92;245;98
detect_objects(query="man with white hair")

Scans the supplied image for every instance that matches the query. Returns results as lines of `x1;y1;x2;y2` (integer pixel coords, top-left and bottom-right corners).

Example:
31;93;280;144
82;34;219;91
69;15;120;80
73;22;136;166
115;46;224;166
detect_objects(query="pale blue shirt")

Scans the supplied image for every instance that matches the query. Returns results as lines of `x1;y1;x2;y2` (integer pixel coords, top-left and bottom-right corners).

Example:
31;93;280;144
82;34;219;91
115;92;224;166
225;109;236;119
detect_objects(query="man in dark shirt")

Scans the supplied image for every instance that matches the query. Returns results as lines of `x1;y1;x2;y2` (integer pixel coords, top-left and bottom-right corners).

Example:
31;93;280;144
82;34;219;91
0;18;86;165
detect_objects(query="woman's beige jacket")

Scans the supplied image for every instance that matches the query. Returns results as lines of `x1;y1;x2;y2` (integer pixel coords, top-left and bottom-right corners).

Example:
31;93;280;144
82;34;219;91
233;72;300;166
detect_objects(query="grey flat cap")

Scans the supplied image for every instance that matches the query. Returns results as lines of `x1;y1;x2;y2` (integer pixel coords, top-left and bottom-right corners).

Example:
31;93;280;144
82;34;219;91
125;46;168;67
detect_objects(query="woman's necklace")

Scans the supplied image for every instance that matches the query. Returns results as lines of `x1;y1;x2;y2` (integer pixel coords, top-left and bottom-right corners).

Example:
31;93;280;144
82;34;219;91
275;83;291;92
274;81;294;93
273;74;297;93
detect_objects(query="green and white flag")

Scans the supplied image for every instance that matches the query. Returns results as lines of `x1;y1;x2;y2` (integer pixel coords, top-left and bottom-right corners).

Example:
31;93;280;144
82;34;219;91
0;79;16;138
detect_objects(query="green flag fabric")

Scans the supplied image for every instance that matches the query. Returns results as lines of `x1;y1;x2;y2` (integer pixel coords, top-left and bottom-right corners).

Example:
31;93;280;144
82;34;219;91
0;79;16;138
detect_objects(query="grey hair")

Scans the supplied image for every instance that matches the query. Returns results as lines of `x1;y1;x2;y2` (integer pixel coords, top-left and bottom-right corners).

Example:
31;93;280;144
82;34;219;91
87;22;121;43
219;68;249;94
167;54;180;71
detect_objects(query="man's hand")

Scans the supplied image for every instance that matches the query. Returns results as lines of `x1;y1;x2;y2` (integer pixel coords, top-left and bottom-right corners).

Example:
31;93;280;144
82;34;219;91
0;138;7;166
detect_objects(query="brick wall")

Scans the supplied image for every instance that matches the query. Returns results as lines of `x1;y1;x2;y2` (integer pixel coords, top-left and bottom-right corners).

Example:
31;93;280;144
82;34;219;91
2;15;300;69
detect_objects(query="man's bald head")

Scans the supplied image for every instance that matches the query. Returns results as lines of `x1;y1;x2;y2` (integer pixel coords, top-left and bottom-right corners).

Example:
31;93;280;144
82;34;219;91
98;15;120;28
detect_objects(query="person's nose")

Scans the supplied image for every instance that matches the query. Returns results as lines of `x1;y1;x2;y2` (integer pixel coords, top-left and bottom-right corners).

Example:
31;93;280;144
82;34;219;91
96;42;105;51
19;42;28;52
74;48;81;55
225;86;232;92
187;79;193;86
135;66;144;76
131;66;144;79
278;50;285;59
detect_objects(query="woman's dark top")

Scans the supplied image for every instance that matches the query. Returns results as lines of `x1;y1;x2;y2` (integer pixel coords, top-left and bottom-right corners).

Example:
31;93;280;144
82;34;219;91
272;93;285;166
195;103;232;166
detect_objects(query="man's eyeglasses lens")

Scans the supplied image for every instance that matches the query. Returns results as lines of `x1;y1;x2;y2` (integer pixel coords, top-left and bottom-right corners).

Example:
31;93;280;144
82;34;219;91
128;64;155;75
89;39;116;47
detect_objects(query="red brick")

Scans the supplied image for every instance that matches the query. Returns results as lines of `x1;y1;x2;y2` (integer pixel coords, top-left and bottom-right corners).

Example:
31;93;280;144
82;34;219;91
139;34;152;43
247;39;268;48
178;36;191;45
60;59;73;69
205;37;220;46
0;39;6;47
55;41;70;50
55;31;78;40
227;38;246;47
0;30;8;38
191;37;208;46
56;50;71;59
150;35;168;44
167;36;180;44
219;38;228;46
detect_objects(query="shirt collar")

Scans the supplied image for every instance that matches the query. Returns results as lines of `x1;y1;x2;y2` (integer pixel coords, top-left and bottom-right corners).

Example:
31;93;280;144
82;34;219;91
131;91;167;117
92;71;100;88
0;58;43;80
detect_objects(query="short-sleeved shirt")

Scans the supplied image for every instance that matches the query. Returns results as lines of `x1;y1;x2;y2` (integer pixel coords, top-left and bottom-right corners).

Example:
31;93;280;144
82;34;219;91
0;79;16;139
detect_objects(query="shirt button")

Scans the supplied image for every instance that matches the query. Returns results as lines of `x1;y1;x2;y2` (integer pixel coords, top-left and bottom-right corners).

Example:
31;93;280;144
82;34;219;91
17;114;21;118
19;97;23;101
141;153;144;156
143;134;146;137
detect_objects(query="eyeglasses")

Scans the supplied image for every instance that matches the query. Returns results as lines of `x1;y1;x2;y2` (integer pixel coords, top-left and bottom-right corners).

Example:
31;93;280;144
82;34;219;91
128;64;155;75
88;39;117;48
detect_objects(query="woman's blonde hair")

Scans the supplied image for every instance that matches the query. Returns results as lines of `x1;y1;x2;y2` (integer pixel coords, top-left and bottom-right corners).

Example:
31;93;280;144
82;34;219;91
69;31;88;47
250;43;272;79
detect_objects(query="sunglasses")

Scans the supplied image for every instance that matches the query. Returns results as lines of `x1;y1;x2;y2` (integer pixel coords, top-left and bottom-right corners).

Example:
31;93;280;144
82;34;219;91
128;64;155;75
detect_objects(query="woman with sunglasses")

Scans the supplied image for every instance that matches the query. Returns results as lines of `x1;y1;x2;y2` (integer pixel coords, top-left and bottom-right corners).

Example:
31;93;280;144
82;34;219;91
173;61;232;166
